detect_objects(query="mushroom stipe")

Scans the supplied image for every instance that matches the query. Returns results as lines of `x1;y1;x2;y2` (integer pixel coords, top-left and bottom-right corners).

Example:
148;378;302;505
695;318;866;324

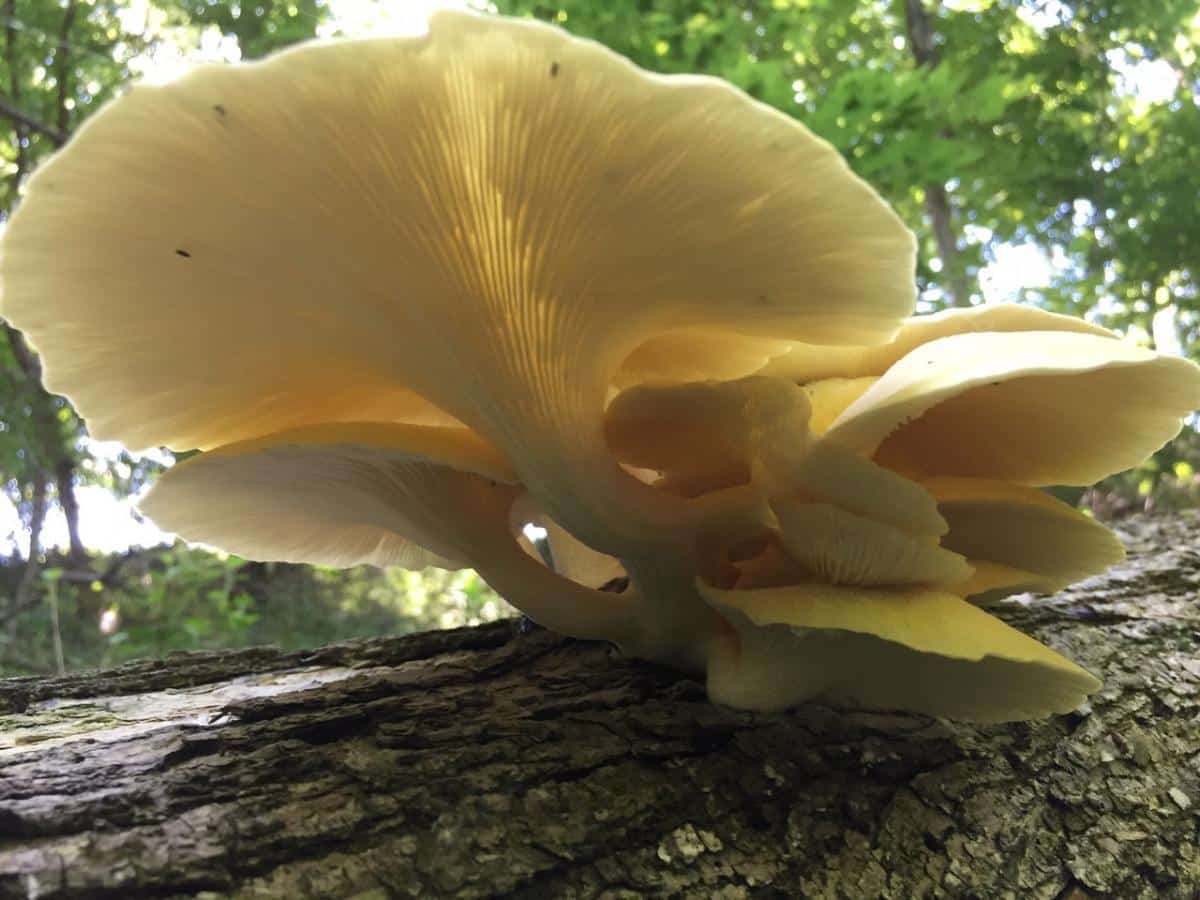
2;11;1199;722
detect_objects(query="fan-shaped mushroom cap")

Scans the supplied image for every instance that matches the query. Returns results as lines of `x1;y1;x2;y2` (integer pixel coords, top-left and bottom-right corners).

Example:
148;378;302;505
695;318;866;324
0;11;915;560
139;423;519;569
826;331;1200;485
700;582;1100;721
142;422;639;642
791;441;947;536
759;302;1117;382
927;477;1125;599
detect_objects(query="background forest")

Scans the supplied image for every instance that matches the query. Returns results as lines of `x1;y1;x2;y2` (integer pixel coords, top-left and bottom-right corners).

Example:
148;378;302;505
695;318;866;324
1;0;1197;676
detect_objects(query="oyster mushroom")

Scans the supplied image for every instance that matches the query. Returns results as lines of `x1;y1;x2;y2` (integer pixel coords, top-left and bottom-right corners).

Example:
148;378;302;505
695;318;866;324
6;11;1196;722
603;305;1200;719
0;10;915;565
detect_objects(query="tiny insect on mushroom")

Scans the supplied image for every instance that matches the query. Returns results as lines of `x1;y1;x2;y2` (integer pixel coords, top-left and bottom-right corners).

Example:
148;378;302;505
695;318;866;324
2;12;1199;722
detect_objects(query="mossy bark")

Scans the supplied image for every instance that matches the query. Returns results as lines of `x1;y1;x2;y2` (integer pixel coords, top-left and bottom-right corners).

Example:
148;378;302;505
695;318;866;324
1;514;1198;899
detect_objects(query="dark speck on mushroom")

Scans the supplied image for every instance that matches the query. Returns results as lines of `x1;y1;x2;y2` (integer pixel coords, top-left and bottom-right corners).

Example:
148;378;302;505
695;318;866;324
213;104;227;119
175;249;192;258
550;61;560;77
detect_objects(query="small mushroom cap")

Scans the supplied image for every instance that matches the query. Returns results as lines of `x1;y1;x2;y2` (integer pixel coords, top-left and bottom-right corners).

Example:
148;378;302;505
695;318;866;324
826;330;1200;485
791;441;947;537
759;302;1118;383
615;331;793;390
605;378;948;539
770;499;969;586
701;582;1100;721
604;377;812;484
926;477;1126;598
139;423;518;569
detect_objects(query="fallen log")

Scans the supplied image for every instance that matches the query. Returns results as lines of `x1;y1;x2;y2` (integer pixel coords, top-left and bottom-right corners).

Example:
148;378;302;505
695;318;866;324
1;514;1197;898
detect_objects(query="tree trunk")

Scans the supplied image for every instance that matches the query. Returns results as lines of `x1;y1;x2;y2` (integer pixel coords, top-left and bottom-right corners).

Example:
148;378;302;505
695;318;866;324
903;0;973;308
8;472;47;637
52;458;85;567
1;514;1197;899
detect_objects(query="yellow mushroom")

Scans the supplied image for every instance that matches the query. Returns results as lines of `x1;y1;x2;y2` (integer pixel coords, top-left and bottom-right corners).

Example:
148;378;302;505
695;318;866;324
0;9;914;565
769;499;969;587
759;301;1118;383
602;304;1199;719
701;581;1100;722
826;329;1200;485
926;477;1126;601
4;11;1198;723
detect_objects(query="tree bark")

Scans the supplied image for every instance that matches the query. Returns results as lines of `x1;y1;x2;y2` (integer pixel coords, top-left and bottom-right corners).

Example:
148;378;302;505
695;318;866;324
1;514;1197;899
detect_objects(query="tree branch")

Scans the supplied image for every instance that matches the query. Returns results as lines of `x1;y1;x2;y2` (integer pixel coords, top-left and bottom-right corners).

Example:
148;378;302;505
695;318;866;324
0;95;65;147
3;323;42;384
9;470;47;634
902;0;973;307
903;0;939;66
53;0;78;138
3;0;27;175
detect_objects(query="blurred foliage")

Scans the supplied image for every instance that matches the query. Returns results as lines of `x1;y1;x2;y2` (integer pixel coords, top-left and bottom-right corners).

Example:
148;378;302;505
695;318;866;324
161;0;324;59
0;547;512;676
1;0;1199;674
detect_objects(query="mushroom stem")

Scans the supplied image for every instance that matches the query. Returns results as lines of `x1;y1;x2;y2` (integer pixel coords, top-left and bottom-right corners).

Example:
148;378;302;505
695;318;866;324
616;559;727;673
474;539;640;646
520;444;761;566
522;427;779;574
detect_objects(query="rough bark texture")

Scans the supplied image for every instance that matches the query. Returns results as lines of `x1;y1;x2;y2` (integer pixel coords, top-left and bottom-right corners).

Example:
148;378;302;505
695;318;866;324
1;514;1198;899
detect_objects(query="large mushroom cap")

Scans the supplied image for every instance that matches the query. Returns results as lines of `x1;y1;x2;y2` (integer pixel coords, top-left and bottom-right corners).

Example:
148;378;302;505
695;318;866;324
0;10;915;558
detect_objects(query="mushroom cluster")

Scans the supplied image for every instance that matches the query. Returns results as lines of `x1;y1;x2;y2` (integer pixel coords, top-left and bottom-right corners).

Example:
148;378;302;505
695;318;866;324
3;12;1198;721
